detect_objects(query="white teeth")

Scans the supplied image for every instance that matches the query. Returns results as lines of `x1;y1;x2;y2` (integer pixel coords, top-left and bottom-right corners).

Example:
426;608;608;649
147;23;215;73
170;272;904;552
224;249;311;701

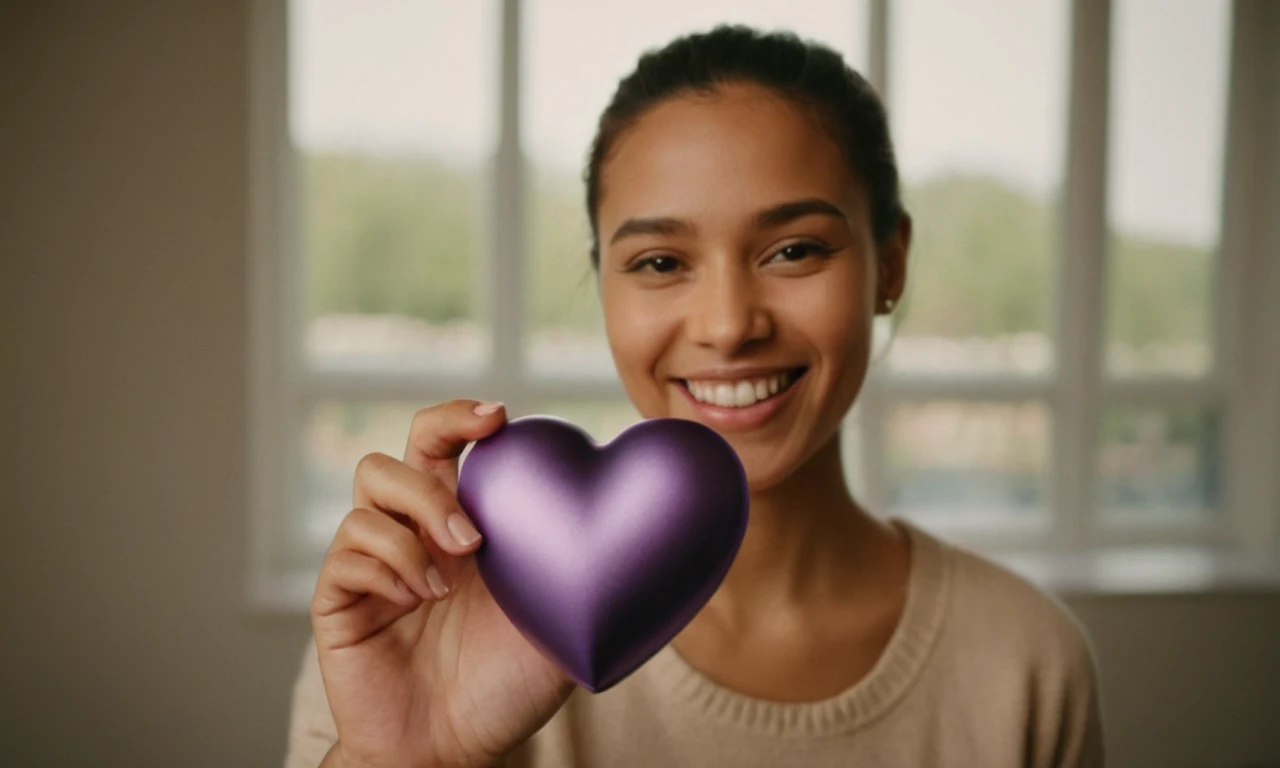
685;371;799;408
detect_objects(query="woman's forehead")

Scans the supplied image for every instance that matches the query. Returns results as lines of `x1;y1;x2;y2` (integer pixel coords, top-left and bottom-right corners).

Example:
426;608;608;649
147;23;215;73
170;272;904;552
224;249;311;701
598;87;864;230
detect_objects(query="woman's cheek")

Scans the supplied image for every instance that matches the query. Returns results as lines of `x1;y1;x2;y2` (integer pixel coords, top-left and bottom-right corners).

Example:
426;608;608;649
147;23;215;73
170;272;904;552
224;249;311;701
786;271;868;350
604;289;669;412
786;268;875;423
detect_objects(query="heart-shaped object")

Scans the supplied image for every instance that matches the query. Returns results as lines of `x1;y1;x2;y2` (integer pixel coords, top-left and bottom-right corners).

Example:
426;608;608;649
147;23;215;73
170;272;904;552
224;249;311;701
456;415;749;693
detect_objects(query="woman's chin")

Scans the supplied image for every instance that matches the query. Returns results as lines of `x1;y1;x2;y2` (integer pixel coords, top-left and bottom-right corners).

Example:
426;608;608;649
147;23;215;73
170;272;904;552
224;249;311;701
728;423;847;495
735;452;800;494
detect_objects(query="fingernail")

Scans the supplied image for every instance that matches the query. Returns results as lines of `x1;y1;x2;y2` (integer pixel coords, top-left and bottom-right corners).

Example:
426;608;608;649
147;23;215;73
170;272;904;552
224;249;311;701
473;401;504;416
447;513;482;547
425;564;449;599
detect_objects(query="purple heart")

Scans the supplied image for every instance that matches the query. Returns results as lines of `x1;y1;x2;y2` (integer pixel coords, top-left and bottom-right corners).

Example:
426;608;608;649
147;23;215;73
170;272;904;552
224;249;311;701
456;416;749;693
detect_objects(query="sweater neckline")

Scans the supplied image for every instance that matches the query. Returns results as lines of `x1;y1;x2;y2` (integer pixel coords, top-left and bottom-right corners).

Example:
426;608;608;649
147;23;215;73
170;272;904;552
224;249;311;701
640;518;951;738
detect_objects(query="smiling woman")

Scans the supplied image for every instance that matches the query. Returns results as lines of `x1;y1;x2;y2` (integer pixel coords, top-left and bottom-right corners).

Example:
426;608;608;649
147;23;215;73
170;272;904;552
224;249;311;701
286;25;1103;768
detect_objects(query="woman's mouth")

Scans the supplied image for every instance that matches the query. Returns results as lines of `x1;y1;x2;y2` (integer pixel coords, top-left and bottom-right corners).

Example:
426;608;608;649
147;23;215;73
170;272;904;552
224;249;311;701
679;368;805;407
674;367;808;431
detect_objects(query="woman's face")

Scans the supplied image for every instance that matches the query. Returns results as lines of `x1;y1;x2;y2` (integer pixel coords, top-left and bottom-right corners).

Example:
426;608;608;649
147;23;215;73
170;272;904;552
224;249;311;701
596;82;907;491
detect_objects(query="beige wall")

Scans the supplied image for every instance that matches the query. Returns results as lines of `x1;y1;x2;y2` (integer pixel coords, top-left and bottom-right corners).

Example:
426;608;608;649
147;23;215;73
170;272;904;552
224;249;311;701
1;3;1277;767
1;3;311;766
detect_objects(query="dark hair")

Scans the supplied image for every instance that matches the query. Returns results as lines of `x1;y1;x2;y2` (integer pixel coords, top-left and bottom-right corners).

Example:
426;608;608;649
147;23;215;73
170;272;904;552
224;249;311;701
585;24;905;267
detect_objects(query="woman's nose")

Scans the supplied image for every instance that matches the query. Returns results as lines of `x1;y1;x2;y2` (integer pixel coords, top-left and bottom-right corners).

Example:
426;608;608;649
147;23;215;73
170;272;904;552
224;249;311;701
686;263;773;354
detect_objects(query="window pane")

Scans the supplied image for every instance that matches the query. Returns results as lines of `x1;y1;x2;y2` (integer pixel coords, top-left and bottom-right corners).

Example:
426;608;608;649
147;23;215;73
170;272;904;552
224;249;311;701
291;0;498;374
1105;0;1231;377
525;400;642;443
1097;405;1220;523
885;401;1050;525
887;0;1068;375
302;401;424;556
524;0;869;377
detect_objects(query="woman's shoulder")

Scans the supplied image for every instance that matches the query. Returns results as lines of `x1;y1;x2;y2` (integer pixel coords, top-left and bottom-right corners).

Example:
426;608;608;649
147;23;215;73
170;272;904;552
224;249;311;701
901;519;1096;673
900;521;1106;765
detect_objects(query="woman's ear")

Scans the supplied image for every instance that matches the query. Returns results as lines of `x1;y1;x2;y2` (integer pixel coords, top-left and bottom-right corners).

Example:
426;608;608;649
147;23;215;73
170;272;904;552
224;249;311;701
876;212;911;314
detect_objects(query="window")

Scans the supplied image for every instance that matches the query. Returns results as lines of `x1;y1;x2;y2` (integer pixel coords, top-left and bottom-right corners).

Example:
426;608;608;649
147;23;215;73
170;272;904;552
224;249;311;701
248;0;1280;607
1099;0;1232;531
864;0;1070;536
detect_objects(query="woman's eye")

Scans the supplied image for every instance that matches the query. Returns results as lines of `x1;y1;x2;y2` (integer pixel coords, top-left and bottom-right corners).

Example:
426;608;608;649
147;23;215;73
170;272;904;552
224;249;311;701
631;255;680;274
768;243;830;264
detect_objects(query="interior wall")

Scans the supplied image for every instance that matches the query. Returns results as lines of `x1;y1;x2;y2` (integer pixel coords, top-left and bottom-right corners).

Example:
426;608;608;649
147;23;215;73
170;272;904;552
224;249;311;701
0;3;312;766
1;2;1277;767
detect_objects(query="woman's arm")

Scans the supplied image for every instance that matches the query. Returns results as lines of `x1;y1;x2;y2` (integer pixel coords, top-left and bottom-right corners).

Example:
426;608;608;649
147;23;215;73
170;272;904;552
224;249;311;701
285;639;340;768
285;638;527;768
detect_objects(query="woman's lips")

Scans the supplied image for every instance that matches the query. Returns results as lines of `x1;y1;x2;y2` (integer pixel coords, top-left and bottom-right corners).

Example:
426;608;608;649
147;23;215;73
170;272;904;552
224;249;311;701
674;368;807;432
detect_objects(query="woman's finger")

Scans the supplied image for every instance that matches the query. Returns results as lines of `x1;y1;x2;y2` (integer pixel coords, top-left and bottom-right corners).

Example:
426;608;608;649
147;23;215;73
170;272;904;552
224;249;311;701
311;549;421;619
332;507;448;601
353;451;484;558
402;399;507;490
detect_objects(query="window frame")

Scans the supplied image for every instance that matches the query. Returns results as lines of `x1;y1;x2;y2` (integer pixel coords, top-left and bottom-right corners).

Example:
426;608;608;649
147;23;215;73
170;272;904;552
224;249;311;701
247;0;1280;610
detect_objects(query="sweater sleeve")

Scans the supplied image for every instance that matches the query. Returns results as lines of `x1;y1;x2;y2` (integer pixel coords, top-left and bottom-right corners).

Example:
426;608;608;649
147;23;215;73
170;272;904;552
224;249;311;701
1050;618;1106;768
284;638;340;768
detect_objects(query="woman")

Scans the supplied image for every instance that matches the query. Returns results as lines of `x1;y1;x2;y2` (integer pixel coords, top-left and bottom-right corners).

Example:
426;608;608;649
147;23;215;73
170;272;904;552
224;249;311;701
287;25;1103;768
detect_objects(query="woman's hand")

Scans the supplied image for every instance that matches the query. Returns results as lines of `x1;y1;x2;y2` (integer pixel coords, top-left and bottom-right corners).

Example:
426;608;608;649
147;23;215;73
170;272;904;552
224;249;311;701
310;400;577;768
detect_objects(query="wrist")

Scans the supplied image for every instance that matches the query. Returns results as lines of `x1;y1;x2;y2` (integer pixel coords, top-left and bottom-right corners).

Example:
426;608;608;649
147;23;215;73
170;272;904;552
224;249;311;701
322;742;425;768
325;741;491;768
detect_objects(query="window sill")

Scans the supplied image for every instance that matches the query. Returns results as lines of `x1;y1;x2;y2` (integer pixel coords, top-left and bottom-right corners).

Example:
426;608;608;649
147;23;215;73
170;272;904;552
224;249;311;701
988;547;1280;596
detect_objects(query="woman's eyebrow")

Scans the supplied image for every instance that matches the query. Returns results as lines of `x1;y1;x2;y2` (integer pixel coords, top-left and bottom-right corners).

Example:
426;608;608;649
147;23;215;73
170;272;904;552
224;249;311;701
607;197;848;246
609;216;693;245
755;197;850;229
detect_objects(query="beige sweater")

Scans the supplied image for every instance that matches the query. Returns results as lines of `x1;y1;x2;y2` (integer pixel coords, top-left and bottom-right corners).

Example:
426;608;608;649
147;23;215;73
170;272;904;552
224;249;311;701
287;521;1104;767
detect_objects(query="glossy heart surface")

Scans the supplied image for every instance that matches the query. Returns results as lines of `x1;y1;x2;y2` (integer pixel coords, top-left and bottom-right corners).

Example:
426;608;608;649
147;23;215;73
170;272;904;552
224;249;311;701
457;416;749;692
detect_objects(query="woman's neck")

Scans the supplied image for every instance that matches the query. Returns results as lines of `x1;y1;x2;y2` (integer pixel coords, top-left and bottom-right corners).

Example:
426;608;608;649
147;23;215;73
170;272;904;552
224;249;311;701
691;432;907;637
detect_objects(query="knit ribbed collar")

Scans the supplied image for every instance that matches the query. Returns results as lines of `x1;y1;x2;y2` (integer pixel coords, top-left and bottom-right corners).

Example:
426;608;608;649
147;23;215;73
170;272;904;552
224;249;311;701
641;519;951;738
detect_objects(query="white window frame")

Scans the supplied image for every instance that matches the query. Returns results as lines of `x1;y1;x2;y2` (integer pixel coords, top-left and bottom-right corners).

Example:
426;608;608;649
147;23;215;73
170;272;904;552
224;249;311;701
247;0;1280;610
